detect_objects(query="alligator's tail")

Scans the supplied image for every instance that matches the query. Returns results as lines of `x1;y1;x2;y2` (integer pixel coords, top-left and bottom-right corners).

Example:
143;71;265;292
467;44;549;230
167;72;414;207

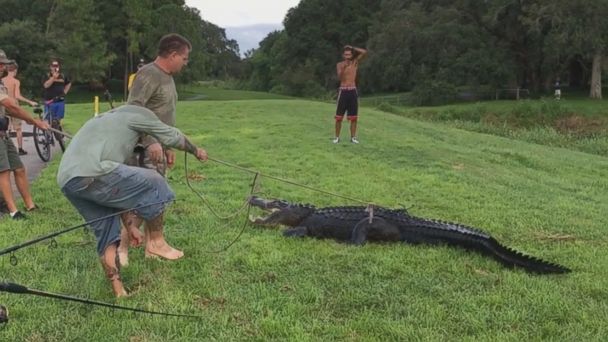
402;217;571;274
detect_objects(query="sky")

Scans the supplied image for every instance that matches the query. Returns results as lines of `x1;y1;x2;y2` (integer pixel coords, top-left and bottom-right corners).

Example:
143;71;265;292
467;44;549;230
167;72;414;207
185;0;301;27
185;0;301;55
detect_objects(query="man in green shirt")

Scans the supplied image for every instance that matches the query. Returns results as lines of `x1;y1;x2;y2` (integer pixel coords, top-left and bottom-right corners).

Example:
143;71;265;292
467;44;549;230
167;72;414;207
58;105;207;297
0;50;49;219
119;33;190;266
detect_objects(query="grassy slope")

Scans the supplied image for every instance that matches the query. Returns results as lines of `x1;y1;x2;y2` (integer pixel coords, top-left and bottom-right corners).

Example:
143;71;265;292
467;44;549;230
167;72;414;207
0;99;607;340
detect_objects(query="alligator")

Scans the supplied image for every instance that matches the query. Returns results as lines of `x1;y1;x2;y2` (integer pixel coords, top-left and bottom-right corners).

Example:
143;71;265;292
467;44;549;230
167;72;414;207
248;196;570;274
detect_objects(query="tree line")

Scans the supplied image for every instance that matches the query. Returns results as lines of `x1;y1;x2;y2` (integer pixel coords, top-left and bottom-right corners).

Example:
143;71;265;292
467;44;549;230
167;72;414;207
3;0;606;104
242;0;608;102
0;0;241;98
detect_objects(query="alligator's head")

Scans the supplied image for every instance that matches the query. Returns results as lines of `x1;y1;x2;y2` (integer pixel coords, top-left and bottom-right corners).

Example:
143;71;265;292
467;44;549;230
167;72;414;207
249;196;315;227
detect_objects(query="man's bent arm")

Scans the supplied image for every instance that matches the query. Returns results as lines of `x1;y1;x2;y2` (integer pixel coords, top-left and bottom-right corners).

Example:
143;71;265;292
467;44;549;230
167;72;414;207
15;83;36;106
43;76;55;89
354;47;368;61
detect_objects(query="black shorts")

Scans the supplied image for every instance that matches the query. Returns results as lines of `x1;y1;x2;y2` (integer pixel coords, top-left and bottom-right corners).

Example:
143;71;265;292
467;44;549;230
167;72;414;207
335;88;358;120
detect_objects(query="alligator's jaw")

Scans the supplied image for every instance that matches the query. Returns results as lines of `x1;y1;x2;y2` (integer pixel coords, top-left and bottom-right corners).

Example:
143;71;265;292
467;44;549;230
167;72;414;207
248;196;272;209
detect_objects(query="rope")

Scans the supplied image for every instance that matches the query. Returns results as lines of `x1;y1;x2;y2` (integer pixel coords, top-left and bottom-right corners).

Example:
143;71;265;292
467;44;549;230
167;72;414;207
184;151;258;253
184;152;252;220
207;156;375;206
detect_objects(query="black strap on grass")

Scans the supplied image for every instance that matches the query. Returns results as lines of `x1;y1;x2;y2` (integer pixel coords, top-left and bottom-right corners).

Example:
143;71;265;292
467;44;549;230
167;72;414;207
0;282;202;319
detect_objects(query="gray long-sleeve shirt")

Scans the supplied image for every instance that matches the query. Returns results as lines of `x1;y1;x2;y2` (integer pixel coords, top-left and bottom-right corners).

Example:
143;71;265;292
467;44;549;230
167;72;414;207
57;105;186;187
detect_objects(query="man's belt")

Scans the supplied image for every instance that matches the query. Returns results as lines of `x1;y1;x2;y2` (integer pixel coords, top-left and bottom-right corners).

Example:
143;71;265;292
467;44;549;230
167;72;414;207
0;116;9;132
45;96;65;105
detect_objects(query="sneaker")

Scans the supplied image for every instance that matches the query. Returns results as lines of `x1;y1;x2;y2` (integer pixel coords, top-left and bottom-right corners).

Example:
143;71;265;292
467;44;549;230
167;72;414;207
10;211;26;220
351;137;360;144
332;137;340;144
18;148;27;155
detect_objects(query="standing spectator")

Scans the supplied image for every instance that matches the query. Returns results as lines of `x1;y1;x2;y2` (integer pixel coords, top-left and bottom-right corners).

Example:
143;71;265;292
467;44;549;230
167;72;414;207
554;78;561;100
333;45;367;144
42;59;71;124
118;33;191;265
2;62;37;155
127;58;145;91
0;49;49;219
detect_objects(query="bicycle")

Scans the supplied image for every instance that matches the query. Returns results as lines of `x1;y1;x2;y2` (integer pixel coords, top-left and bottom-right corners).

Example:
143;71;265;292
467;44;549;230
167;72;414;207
32;102;66;162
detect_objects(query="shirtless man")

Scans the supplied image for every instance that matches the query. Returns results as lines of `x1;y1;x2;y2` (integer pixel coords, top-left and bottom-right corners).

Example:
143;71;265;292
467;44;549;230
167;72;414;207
333;45;367;144
2;62;37;155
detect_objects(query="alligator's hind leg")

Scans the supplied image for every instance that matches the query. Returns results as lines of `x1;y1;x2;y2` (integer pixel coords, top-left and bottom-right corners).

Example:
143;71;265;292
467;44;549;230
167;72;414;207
351;217;399;245
284;226;308;237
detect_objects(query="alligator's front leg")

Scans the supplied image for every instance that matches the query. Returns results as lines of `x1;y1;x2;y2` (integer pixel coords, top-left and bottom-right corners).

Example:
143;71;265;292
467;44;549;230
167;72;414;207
283;226;308;237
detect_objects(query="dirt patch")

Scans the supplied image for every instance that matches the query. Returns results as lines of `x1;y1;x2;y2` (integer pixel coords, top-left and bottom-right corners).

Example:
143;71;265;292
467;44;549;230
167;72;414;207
554;115;608;136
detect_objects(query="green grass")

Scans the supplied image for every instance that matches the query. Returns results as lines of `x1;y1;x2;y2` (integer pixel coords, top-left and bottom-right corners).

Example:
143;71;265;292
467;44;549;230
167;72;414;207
1;99;607;340
177;84;294;101
361;96;608;157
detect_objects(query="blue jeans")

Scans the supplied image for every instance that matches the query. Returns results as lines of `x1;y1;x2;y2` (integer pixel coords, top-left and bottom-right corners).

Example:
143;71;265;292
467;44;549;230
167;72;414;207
61;164;175;255
45;100;65;120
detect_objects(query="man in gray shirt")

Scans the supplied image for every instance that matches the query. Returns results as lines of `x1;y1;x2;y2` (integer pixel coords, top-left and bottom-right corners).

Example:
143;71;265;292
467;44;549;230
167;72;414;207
120;34;190;265
58;105;207;297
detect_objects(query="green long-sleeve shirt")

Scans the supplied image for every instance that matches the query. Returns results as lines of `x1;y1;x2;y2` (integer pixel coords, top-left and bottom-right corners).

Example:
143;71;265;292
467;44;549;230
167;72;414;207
57;105;186;187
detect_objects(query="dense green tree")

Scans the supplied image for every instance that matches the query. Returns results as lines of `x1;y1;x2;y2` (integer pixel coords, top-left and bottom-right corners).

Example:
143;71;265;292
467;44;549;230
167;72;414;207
46;0;115;84
1;0;242;92
0;19;53;95
244;0;608;100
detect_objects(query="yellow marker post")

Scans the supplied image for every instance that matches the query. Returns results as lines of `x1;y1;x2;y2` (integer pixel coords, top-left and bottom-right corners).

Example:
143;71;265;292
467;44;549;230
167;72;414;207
94;96;99;116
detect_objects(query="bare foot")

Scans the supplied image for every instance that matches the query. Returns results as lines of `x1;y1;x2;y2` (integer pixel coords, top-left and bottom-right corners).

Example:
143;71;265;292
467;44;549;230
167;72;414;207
145;240;184;260
111;279;129;298
117;248;129;267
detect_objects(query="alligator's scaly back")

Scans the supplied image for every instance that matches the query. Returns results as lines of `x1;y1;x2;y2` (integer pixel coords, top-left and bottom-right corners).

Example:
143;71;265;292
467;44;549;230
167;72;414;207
395;217;571;274
248;196;571;274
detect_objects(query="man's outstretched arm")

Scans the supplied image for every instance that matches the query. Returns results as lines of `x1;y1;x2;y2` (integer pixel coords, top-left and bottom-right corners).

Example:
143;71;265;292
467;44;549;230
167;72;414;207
0;97;49;129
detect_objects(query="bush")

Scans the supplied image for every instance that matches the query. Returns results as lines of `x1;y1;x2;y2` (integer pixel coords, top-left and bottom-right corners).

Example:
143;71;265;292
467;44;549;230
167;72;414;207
375;102;401;114
411;80;459;106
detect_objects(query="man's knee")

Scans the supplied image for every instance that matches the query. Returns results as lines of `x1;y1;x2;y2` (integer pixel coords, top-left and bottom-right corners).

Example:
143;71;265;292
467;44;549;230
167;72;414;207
13;167;26;176
335;115;345;122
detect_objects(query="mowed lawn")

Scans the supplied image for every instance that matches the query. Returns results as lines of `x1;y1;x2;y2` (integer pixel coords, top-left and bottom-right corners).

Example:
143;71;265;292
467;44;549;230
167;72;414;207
0;98;607;340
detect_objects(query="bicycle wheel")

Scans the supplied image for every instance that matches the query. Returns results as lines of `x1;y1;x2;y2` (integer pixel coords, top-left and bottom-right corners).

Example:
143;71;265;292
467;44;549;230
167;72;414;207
33;125;51;162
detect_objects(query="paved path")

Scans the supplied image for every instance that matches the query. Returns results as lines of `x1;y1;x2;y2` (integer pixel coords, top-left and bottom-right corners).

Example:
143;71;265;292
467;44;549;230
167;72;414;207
9;122;62;196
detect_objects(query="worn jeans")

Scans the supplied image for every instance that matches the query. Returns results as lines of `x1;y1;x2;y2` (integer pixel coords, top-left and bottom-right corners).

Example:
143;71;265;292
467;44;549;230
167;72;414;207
61;164;175;255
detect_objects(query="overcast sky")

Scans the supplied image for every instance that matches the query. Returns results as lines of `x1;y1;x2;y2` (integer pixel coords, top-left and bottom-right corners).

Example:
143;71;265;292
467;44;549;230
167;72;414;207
185;0;301;27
